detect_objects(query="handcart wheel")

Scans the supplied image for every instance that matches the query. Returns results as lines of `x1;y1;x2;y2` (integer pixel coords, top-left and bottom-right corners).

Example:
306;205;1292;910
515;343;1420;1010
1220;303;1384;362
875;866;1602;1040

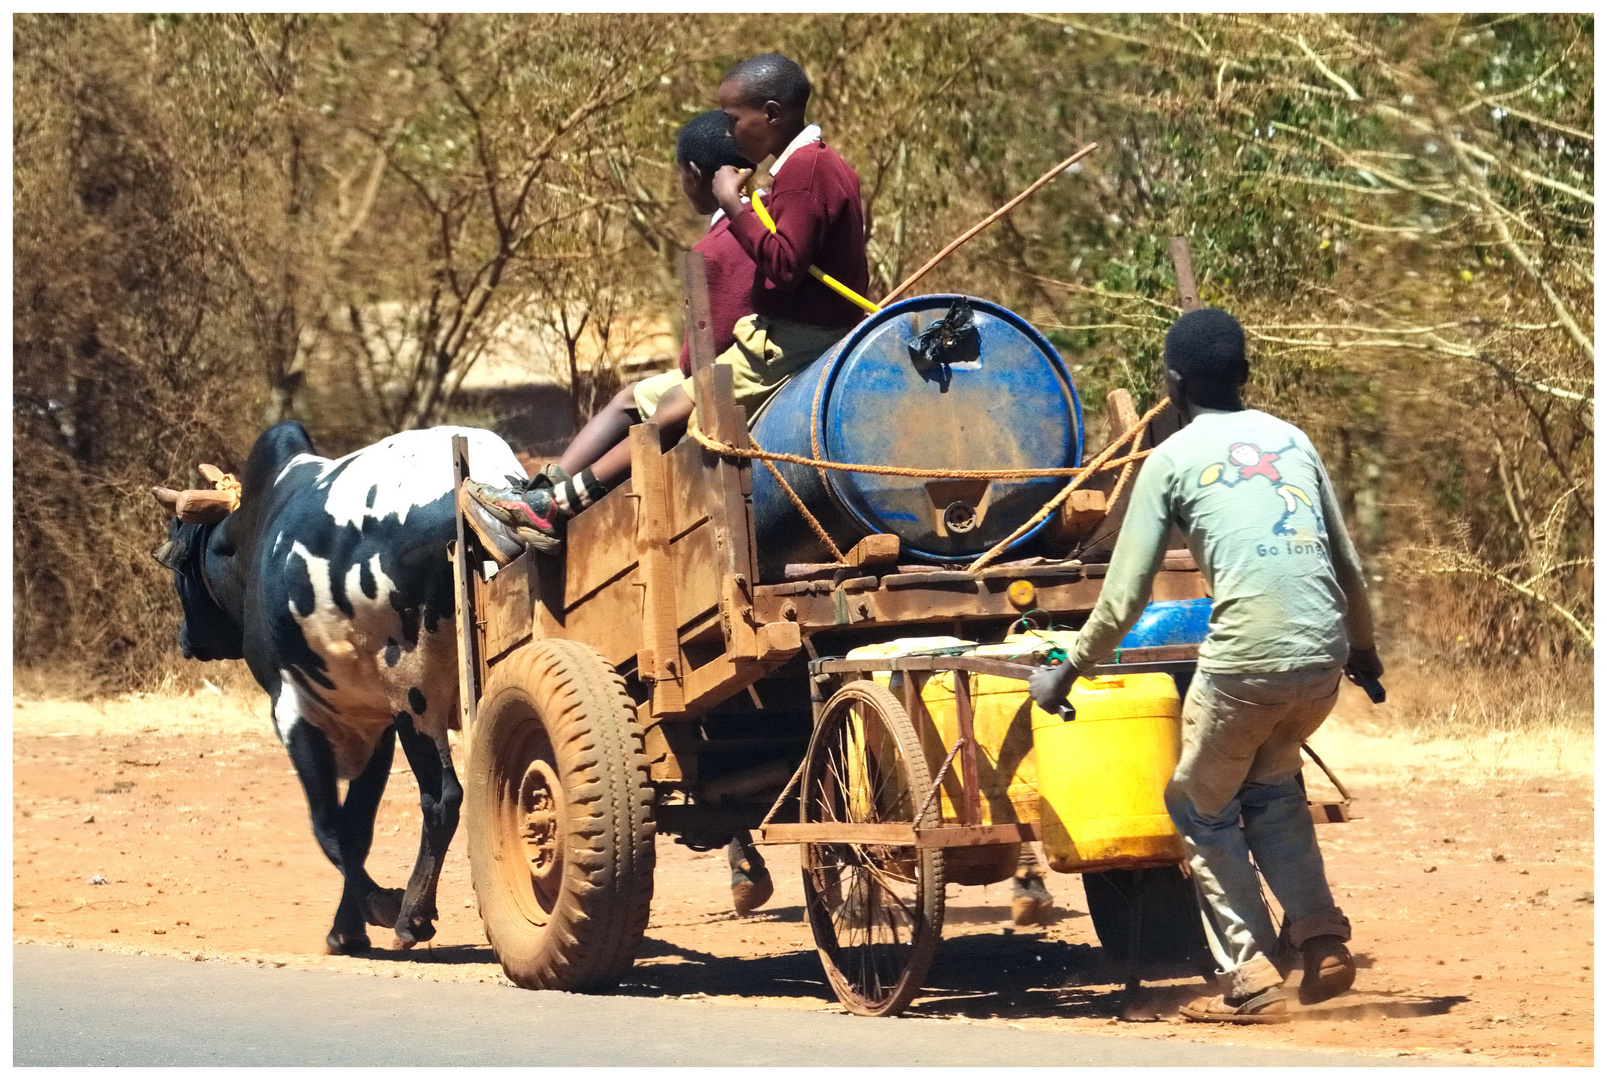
1083;863;1215;979
800;680;945;1017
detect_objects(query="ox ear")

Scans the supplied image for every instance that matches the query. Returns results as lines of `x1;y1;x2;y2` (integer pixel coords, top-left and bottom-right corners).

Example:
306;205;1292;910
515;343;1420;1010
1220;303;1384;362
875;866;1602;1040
151;538;184;572
152;486;182;518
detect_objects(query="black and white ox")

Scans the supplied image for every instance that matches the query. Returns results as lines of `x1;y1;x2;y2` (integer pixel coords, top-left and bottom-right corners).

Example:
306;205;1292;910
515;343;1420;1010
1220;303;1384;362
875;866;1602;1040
152;421;526;954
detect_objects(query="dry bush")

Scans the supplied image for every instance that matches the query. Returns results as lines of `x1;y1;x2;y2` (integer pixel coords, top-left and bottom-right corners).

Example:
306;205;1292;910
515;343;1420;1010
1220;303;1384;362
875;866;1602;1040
14;24;267;690
1376;647;1592;741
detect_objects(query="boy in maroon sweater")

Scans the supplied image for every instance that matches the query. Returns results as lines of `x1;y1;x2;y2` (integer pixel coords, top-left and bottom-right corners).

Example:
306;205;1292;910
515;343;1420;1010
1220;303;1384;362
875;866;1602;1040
708;53;870;409
471;54;870;552
715;53;869;336
465;110;756;551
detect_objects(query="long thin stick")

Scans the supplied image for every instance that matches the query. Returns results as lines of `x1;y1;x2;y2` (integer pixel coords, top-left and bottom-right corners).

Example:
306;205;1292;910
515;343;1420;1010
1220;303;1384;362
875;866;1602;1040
880;142;1099;305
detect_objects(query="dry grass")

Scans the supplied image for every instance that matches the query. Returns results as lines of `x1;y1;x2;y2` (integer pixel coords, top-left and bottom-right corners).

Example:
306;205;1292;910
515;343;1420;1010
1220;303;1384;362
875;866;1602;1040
1306;653;1594;787
1380;652;1592;739
11;657;263;703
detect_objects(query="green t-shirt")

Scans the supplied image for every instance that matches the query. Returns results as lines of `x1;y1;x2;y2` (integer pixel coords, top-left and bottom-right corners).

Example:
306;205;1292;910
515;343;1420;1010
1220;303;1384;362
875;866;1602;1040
1069;407;1375;675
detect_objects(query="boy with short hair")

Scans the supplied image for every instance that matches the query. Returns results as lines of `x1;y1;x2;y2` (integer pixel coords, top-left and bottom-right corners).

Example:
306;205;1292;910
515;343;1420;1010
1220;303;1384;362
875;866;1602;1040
1029;308;1381;1023
471;53;871;551
712;52;871;377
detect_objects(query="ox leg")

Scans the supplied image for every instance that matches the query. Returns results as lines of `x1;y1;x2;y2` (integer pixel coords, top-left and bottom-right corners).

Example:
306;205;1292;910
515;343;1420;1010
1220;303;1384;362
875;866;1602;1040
392;714;462;947
286;721;397;955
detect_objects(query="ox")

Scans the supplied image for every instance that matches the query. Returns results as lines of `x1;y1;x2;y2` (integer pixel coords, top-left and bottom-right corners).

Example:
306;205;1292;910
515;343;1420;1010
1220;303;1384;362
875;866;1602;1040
152;421;526;954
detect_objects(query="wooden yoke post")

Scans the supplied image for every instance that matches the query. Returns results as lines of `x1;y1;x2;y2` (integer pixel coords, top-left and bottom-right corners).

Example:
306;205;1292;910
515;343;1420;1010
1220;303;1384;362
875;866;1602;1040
450;434;481;734
1170;236;1201;313
683;250;717;375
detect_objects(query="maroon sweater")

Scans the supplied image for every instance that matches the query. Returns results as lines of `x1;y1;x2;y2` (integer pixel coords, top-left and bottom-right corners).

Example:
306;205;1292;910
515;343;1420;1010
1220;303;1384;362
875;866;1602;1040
678;215;757;376
726;140;869;330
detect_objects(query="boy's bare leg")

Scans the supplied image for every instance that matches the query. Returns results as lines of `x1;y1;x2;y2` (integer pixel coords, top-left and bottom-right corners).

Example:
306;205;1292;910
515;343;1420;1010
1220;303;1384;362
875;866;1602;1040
464;384;697;549
585;386;695;488
559;384;641;477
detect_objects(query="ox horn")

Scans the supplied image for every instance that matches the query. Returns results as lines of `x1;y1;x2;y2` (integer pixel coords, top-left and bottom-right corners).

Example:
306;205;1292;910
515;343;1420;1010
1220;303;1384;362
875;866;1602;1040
152;486;182;518
150;484;234;524
151;463;241;524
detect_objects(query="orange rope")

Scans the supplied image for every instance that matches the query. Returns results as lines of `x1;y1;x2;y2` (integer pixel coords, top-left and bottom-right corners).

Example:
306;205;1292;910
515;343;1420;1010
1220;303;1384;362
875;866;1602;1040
686;398;1171;570
962;398;1171;576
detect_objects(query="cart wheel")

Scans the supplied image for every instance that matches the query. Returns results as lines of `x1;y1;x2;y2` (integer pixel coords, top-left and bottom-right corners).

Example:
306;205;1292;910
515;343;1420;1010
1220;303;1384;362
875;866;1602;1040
466;640;655;991
1083;864;1214;977
800;680;944;1017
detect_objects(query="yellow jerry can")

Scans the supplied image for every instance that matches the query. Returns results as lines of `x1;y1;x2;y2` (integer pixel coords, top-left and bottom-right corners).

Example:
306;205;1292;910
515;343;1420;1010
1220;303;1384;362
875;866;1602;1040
1032;672;1187;874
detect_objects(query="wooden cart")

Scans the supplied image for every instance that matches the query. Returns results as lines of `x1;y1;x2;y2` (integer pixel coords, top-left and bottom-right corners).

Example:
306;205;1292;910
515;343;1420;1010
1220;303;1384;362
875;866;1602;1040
449;250;1349;1017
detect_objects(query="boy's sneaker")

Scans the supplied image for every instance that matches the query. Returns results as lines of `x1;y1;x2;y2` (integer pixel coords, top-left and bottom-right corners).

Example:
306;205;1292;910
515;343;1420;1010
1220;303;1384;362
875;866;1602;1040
1298;935;1356;1004
462;477;563;553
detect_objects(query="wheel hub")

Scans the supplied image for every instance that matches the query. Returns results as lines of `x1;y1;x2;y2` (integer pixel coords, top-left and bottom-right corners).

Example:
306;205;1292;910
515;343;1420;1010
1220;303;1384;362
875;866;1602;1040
518;758;564;890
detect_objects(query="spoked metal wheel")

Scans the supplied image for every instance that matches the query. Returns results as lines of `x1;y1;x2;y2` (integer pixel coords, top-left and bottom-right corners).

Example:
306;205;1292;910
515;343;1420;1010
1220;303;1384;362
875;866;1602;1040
800;680;944;1016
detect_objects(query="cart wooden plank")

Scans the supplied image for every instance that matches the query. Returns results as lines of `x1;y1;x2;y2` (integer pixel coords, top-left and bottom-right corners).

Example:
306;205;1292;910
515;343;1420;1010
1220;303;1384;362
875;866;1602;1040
633;422;685;714
449;435;481;734
564;478;639;610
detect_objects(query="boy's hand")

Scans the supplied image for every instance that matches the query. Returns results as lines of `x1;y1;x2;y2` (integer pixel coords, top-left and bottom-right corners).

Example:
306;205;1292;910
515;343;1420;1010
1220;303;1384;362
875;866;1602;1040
712;165;752;215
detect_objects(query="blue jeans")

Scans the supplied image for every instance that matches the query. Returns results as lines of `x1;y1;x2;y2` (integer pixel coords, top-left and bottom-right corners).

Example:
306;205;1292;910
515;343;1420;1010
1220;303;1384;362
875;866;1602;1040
1164;667;1351;997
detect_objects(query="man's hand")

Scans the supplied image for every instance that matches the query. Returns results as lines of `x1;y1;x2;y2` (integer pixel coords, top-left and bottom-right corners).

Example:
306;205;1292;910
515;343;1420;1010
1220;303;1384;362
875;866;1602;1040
1344;645;1386;704
712;165;752;218
1345;645;1383;681
1027;662;1079;713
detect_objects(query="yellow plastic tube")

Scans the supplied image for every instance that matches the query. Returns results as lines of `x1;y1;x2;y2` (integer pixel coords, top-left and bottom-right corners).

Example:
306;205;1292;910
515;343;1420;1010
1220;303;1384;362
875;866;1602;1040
750;191;881;315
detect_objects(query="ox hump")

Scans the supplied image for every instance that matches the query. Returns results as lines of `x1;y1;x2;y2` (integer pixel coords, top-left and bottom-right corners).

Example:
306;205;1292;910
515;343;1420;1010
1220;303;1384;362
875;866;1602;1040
311;427;522;529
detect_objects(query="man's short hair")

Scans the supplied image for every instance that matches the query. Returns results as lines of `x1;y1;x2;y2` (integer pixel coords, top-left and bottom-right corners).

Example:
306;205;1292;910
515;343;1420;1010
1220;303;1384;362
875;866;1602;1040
676;110;753;175
723;53;811;111
1164;308;1248;407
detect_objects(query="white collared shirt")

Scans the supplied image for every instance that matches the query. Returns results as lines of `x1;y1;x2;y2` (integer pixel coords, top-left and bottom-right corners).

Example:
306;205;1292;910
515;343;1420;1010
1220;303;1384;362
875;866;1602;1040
710;194;749;227
770;123;822;178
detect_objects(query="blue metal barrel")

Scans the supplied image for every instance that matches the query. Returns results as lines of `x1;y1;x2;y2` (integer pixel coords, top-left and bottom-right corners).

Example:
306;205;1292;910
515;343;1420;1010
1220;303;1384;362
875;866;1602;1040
749;295;1082;579
1119;598;1213;649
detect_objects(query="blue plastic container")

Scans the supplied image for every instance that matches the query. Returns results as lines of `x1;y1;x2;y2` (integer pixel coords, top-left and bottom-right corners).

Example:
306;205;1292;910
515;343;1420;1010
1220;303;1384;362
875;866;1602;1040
749;296;1082;578
1118;598;1213;649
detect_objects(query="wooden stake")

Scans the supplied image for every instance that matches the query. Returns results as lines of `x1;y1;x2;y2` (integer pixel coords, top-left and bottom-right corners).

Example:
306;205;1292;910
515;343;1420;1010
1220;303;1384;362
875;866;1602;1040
1170;236;1201;312
881;143;1099;305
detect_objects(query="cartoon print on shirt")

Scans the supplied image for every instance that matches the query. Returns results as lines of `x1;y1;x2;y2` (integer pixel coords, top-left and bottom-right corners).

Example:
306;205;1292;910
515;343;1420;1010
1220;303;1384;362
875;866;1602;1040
1197;440;1315;537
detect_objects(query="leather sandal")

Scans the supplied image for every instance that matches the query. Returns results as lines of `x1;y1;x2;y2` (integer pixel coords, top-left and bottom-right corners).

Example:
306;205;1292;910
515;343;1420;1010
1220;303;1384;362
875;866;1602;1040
1299;935;1356;1005
1179;985;1289;1024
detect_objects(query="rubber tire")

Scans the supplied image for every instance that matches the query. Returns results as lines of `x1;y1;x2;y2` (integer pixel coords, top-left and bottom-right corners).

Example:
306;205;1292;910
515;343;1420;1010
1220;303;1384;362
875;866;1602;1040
801;680;944;1017
467;640;655;991
1083;864;1215;976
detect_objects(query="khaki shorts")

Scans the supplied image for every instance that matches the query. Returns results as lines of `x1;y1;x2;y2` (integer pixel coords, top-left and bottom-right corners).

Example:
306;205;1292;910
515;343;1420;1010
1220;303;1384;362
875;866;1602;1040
683;314;849;423
631;368;685;420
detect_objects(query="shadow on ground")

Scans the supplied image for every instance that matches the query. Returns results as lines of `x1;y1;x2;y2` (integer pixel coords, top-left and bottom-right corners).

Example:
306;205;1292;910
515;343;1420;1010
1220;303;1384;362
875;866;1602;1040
618;928;1219;1019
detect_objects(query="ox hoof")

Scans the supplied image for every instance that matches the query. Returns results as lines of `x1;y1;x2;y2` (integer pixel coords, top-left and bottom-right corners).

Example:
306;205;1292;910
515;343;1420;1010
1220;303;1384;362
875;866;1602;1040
393;914;438;947
324;928;373;955
361;888;405;929
732;865;774;916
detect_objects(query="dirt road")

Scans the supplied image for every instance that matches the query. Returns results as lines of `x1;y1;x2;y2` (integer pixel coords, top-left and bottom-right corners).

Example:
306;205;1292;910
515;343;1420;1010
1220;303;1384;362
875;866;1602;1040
13;685;1593;1065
